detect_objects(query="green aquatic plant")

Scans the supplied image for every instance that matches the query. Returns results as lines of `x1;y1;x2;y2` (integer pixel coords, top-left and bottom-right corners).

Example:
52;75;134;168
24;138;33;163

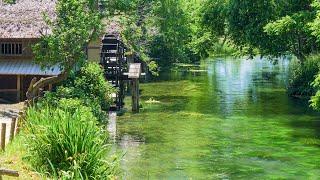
145;98;161;104
117;59;320;179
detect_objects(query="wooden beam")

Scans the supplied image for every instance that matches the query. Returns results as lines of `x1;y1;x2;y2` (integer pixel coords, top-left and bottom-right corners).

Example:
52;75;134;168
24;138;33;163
0;89;18;92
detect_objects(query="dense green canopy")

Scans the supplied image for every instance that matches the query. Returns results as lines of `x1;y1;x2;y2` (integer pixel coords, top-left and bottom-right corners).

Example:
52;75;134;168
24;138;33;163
202;0;319;61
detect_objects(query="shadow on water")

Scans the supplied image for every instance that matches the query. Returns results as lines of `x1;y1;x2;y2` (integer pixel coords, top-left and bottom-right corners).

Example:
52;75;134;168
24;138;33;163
117;57;320;179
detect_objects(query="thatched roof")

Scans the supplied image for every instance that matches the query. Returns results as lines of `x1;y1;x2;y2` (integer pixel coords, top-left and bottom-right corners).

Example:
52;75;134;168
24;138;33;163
103;17;123;37
0;0;56;39
0;0;122;39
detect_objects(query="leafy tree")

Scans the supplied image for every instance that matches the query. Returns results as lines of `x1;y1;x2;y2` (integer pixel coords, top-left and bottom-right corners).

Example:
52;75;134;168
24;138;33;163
103;0;159;73
150;0;197;67
310;1;320;42
108;0;199;69
308;1;320;110
264;0;317;62
199;0;231;57
27;0;101;100
202;0;284;56
202;0;228;39
228;0;277;53
202;0;319;61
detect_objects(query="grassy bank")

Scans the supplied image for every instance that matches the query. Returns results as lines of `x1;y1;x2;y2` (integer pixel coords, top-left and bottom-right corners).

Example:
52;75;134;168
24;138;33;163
1;62;120;179
0;136;40;179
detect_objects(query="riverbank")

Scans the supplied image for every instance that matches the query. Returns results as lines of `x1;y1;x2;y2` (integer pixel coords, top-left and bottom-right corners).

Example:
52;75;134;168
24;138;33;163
0;62;119;179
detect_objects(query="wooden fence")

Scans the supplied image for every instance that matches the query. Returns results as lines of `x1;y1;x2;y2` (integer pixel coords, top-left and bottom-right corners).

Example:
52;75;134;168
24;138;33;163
0;116;21;151
0;110;25;179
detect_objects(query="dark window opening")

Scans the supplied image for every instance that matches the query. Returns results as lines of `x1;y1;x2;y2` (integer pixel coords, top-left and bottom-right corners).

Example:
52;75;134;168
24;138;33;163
1;44;4;54
0;43;23;55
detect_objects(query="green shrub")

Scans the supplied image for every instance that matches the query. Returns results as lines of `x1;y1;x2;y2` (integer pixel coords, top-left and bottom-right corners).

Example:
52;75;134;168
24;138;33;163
310;90;320;110
40;89;108;123
39;62;115;122
24;103;119;179
288;56;320;97
52;62;114;110
69;62;115;110
310;70;320;111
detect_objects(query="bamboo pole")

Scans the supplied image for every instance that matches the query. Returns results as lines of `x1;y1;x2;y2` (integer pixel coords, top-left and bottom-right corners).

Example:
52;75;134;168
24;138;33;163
1;123;6;151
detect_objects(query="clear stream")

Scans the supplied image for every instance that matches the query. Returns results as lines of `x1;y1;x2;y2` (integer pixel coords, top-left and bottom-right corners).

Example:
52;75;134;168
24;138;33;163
116;57;320;179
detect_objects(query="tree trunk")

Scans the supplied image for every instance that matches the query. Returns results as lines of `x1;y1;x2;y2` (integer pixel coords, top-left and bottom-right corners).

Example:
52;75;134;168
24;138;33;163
296;35;306;64
26;70;69;103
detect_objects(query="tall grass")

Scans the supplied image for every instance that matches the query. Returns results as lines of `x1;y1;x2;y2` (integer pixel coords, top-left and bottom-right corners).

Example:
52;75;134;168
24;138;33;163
21;62;120;179
24;103;119;179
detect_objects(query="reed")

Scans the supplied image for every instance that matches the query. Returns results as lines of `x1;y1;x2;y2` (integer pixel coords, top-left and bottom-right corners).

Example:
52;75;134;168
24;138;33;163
24;104;118;179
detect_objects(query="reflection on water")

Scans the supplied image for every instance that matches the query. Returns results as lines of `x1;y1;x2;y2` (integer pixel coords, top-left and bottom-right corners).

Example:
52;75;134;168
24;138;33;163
107;112;117;142
116;57;320;179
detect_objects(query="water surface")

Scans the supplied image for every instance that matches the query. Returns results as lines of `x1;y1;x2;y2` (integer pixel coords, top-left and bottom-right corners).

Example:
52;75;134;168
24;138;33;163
117;57;320;179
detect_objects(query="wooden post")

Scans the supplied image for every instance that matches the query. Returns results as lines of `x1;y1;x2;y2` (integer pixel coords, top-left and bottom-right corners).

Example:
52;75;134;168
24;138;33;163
16;75;21;102
15;116;21;135
1;123;6;151
128;63;141;113
48;84;53;91
20;75;24;100
131;78;139;113
9;118;17;141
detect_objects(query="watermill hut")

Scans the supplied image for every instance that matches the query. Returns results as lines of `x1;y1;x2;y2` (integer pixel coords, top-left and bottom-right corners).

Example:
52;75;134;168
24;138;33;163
0;0;60;102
